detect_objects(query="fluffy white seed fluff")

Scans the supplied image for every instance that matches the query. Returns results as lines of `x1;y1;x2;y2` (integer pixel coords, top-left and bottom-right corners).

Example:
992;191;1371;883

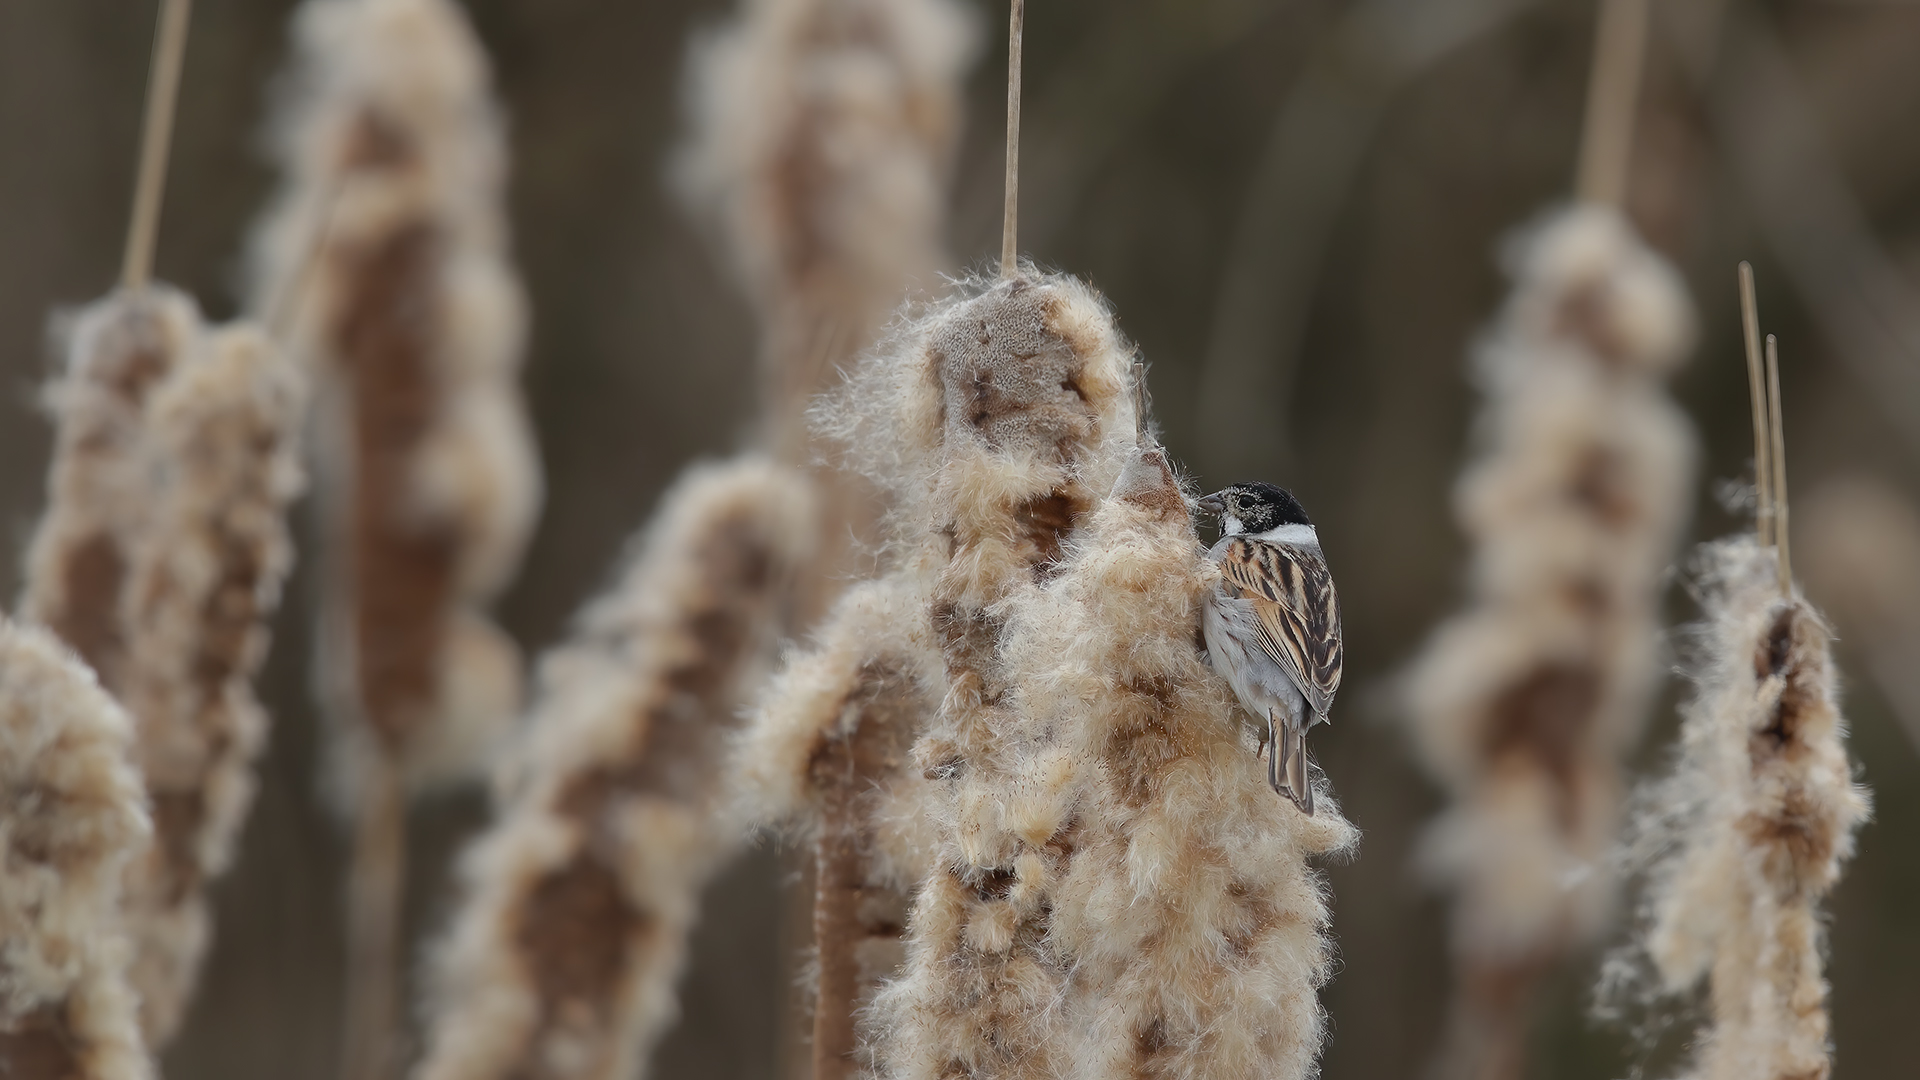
416;458;814;1080
1606;538;1868;1080
993;447;1357;1080
1405;206;1697;963
20;286;205;690
112;324;306;1043
0;616;154;1080
250;0;541;780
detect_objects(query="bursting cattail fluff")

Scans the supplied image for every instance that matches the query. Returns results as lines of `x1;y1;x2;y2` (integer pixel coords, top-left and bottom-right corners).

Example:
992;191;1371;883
20;287;204;686
1402;207;1695;1070
993;446;1357;1080
1606;539;1867;1080
0;616;153;1080
251;0;540;782
416;458;813;1080
753;268;1354;1080
113;325;306;1042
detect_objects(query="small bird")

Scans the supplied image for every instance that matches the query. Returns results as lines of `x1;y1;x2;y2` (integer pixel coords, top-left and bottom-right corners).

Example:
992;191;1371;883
1196;482;1344;814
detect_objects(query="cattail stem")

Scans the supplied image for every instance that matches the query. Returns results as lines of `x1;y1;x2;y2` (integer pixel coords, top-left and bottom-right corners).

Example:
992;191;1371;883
341;746;404;1080
122;0;194;292
1000;0;1024;277
1739;262;1773;546
1766;334;1791;593
809;713;897;1080
1575;0;1648;209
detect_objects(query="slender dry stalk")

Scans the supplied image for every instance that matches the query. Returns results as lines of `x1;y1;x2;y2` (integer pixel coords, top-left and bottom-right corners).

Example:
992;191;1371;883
19;288;205;687
1575;0;1649;209
113;325;306;1043
121;0;193;293
1802;475;1920;755
0;616;153;1080
1605;536;1868;1080
1402;206;1696;1080
249;2;540;1074
414;459;813;1080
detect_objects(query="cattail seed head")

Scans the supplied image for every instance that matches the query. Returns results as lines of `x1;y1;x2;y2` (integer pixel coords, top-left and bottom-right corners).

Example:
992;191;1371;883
20;286;205;688
252;0;540;777
1607;537;1868;1080
417;458;814;1080
0;616;154;1080
112;323;306;1042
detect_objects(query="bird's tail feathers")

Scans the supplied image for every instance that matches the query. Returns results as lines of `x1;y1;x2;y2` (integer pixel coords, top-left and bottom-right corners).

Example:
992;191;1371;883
1268;712;1314;816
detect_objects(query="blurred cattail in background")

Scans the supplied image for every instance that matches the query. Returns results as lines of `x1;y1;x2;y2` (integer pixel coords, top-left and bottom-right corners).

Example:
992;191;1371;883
0;616;153;1080
1399;4;1700;1076
247;0;541;1072
113;326;305;1043
15;0;309;1049
415;459;811;1080
675;0;976;463
19;288;204;689
1403;204;1696;1080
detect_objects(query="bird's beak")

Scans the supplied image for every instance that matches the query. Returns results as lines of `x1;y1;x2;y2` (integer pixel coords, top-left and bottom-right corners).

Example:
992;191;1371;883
1195;493;1226;517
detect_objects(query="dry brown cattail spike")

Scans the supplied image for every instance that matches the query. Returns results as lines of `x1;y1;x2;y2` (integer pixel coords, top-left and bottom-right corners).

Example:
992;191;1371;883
1605;535;1868;1080
0;616;154;1080
248;1;542;1074
1739;262;1773;547
122;0;193;292
113;326;306;1043
1403;207;1696;1080
414;459;813;1080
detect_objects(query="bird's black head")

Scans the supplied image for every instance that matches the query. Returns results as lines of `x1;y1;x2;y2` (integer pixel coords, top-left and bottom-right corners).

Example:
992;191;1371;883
1197;481;1312;535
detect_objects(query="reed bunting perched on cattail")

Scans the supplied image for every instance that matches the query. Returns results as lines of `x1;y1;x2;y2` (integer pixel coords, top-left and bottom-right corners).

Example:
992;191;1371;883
1196;483;1344;814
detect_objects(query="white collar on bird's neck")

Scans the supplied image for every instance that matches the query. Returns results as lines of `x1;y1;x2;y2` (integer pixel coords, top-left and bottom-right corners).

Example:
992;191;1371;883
1223;514;1319;547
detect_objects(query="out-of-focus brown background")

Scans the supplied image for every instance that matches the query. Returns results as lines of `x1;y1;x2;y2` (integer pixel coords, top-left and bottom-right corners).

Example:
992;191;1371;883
3;1;1917;1077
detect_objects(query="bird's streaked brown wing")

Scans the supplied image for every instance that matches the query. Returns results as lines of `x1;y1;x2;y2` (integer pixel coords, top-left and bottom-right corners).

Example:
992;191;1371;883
1218;536;1343;719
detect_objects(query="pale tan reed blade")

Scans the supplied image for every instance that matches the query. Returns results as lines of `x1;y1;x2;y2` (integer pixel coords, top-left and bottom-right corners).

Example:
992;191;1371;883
1001;0;1025;277
1767;334;1792;594
123;0;194;291
1740;262;1773;545
1575;0;1649;209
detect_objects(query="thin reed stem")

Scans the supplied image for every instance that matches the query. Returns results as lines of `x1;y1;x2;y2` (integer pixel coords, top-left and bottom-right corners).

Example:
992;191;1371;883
341;746;404;1080
1575;0;1649;208
1000;0;1024;277
1767;334;1791;593
1739;262;1773;546
122;0;194;292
